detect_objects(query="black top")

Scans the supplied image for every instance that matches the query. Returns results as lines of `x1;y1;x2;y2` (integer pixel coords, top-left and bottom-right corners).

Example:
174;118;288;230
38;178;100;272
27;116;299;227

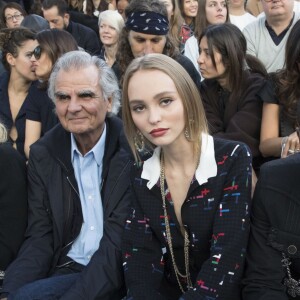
0;142;27;271
26;82;58;135
0;72;29;158
66;20;101;55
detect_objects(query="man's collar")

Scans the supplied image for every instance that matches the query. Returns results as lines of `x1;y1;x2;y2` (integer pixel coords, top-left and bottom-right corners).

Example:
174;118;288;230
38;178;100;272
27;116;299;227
71;124;106;166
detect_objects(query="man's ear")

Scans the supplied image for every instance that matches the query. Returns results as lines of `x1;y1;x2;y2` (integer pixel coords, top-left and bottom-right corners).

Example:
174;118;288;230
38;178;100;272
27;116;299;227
63;13;70;25
107;97;113;112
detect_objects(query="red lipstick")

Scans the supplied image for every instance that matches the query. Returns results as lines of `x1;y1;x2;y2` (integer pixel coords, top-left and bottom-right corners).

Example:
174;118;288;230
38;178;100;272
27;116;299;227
149;128;168;137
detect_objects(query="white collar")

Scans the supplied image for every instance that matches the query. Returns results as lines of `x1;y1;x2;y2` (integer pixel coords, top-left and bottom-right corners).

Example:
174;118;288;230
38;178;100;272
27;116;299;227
141;133;217;190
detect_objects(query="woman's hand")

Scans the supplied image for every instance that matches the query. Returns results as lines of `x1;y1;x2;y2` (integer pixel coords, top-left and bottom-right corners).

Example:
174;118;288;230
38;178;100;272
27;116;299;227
281;131;300;158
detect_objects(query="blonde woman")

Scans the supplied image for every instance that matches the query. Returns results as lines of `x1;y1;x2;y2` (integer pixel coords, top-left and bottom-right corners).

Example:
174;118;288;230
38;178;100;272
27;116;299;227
121;53;252;299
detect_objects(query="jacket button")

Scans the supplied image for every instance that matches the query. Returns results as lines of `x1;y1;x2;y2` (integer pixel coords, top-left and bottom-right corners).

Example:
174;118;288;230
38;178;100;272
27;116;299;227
288;245;297;255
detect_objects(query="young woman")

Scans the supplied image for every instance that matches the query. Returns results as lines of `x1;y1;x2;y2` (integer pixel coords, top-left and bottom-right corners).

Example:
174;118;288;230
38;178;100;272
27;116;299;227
1;2;26;29
178;0;198;31
184;0;229;73
0;27;37;158
24;29;78;158
83;0;115;17
0;122;27;287
259;19;300;159
160;0;186;52
198;23;267;172
116;0;201;86
122;53;252;299
98;9;124;74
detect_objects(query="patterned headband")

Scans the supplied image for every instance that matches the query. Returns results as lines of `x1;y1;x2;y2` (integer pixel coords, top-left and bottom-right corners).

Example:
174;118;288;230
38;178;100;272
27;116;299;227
125;11;169;35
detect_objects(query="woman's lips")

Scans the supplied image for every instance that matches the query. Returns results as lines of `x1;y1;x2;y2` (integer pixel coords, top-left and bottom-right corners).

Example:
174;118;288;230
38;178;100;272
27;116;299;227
149;128;168;137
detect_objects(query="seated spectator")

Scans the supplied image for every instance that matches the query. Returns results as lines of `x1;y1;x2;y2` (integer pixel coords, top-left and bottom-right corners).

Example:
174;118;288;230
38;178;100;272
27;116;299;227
121;53;252;299
20;13;50;32
259;19;300;159
178;0;198;36
42;0;101;55
243;152;300;299
24;29;78;159
98;9;124;78
198;23;267;172
0;27;38;158
228;0;256;31
0;122;27;288
243;0;300;73
1;2;26;28
83;0;115;18
184;0;229;75
160;0;186;53
0;51;131;300
116;0;128;19
116;0;201;87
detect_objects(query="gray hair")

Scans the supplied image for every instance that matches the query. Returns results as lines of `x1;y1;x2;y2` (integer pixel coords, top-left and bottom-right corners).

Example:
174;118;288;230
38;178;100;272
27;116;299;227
0;123;7;143
48;51;121;114
98;10;125;34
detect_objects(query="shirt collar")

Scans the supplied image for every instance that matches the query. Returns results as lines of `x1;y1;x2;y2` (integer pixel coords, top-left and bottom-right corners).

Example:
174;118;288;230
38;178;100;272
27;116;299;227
141;133;217;190
71;124;107;166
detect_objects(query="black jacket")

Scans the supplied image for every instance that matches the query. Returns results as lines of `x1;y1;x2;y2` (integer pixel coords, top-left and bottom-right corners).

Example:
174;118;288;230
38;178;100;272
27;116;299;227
66;21;101;56
0;143;27;272
2;116;132;299
243;154;300;300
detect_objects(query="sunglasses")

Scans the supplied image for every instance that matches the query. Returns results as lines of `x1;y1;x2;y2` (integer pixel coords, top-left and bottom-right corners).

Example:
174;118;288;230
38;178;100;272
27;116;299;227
32;46;42;60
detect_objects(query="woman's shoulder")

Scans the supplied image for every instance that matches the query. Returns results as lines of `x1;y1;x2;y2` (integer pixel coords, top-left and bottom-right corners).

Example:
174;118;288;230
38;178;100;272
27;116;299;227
213;137;252;161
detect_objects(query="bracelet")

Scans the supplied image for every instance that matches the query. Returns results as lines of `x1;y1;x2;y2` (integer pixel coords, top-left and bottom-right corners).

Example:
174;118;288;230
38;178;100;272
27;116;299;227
281;136;288;147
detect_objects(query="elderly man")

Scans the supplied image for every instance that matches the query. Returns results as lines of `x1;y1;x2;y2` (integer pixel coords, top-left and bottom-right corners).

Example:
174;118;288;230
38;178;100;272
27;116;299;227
0;51;131;300
243;0;300;72
42;0;100;55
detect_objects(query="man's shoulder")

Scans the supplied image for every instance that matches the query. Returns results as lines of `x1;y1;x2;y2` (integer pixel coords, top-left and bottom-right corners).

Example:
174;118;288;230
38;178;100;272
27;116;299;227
30;124;69;160
243;15;266;34
70;20;96;35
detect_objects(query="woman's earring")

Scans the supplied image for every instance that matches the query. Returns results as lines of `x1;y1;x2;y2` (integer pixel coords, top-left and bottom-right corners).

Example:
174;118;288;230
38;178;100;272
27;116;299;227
134;131;145;152
184;128;190;140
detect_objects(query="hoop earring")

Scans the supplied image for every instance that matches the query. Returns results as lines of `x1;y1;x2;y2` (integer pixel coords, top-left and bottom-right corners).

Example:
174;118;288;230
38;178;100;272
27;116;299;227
134;131;145;152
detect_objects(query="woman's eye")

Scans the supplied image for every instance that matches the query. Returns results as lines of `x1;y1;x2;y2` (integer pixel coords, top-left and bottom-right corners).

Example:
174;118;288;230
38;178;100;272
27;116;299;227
132;105;145;112
161;98;173;106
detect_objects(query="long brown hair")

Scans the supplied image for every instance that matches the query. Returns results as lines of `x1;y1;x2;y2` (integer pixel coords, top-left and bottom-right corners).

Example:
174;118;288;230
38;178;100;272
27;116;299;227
275;19;300;124
200;24;267;101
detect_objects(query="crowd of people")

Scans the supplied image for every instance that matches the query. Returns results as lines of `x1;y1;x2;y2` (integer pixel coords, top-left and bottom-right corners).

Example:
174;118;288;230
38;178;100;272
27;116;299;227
0;0;300;299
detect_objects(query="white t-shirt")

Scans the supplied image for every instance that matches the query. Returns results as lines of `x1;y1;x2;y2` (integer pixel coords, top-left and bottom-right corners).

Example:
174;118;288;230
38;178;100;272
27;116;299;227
230;13;256;31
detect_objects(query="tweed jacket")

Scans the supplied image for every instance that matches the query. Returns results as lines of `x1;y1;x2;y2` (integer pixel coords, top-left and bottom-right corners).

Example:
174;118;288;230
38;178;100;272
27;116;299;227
123;135;252;299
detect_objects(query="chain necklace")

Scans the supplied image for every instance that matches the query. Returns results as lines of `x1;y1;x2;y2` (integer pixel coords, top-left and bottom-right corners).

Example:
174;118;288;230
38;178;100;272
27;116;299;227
160;152;193;293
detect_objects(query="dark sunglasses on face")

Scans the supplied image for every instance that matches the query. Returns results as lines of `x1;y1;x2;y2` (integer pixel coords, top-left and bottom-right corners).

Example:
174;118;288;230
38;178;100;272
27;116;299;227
32;46;42;60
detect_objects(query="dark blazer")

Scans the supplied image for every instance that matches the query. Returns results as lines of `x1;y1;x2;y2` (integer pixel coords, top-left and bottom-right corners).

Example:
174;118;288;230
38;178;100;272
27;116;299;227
123;138;252;299
243;154;300;300
2;116;132;299
0;143;27;271
66;21;101;56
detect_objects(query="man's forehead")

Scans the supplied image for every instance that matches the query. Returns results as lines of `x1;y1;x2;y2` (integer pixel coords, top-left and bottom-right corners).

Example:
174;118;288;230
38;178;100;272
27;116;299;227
54;67;100;93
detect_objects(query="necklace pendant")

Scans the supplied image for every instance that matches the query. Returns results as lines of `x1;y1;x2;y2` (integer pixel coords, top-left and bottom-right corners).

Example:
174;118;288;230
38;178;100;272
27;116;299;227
284;278;300;297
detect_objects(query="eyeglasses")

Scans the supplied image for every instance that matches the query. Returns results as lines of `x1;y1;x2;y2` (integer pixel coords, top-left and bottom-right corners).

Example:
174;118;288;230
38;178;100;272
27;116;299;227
32;46;42;60
5;13;23;22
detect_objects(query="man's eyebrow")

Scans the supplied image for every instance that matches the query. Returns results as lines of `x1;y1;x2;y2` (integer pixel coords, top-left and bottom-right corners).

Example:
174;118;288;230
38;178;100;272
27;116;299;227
54;91;69;97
